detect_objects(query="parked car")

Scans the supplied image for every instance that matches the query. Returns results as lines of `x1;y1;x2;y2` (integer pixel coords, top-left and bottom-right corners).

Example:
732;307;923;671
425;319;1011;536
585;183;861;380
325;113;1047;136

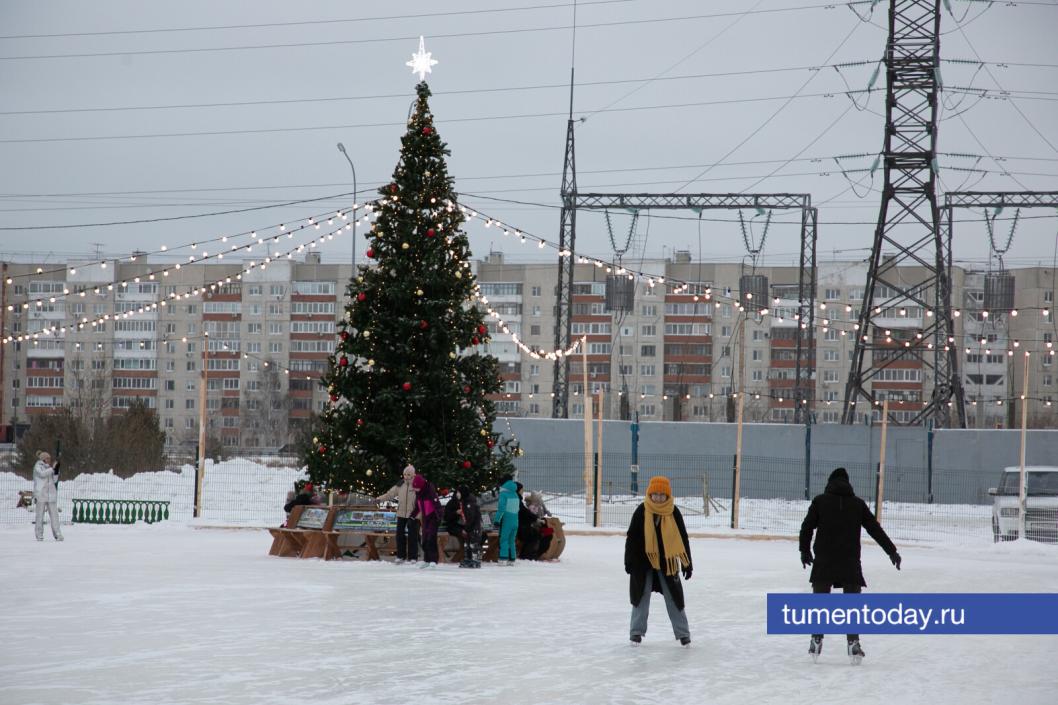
988;466;1058;543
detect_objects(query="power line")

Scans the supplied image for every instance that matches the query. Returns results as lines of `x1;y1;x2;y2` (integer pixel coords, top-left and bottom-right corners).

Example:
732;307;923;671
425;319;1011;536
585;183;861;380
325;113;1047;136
0;1;632;40
0;4;881;61
0;190;365;230
0;89;883;145
0;62;877;117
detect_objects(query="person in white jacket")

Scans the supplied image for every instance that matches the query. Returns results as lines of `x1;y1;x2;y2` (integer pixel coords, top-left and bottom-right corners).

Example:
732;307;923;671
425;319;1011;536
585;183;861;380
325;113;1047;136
33;451;63;542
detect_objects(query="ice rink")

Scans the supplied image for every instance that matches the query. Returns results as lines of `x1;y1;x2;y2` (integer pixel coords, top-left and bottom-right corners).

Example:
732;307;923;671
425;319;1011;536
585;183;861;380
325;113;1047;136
2;525;1056;705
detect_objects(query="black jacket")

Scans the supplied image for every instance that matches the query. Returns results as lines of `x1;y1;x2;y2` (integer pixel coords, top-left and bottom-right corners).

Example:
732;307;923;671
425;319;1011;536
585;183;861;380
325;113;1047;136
624;504;692;610
799;478;898;587
443;496;463;535
462;496;483;540
283;492;313;514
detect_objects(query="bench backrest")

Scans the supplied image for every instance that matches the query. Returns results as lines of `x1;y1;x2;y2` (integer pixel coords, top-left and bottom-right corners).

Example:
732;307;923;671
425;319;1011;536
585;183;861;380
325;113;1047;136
333;509;398;532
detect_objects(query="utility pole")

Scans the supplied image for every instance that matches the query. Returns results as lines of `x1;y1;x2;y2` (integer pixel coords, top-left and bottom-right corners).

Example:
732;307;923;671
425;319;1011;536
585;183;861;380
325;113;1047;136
195;331;209;518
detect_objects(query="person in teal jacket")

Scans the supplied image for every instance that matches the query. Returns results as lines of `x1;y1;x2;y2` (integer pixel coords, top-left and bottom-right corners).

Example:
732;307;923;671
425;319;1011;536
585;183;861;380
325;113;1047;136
493;479;520;565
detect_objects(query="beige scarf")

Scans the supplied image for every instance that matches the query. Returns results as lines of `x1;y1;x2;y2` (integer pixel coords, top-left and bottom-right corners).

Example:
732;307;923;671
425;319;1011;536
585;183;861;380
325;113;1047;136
643;494;689;576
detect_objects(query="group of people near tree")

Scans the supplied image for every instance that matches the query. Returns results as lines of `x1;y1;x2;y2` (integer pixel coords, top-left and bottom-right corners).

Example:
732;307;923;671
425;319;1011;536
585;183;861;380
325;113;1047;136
373;465;556;568
626;467;900;660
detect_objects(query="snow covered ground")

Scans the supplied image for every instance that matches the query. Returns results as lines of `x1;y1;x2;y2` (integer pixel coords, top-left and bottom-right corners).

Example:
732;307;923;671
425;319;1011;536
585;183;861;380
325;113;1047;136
2;525;1056;705
0;461;995;543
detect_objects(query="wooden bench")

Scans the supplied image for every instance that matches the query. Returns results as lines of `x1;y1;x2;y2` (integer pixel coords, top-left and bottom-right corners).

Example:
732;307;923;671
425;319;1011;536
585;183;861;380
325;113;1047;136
268;505;337;558
322;509;398;561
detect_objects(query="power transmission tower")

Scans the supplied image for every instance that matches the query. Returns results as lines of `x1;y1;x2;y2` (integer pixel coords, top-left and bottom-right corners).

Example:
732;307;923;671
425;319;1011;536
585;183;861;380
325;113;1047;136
552;79;579;419
551;193;818;421
842;0;962;427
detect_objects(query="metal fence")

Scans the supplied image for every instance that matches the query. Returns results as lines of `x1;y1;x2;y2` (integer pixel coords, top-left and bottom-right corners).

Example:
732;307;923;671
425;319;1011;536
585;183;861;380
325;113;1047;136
1;448;1003;544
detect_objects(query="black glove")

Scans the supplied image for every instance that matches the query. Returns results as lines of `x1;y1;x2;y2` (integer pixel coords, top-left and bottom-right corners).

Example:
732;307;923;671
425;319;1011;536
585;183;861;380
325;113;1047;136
890;552;902;570
800;551;813;569
624;564;632;575
682;566;692;581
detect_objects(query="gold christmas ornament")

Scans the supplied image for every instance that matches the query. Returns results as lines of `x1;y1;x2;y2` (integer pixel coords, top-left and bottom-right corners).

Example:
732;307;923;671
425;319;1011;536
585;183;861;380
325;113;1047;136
449;352;457;359
367;359;375;366
416;289;424;296
366;469;373;476
401;242;410;250
480;429;487;436
363;331;371;338
313;437;319;444
455;271;462;279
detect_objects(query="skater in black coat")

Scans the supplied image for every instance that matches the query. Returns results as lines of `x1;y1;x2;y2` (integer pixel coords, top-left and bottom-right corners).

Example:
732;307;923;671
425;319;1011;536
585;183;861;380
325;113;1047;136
798;467;902;662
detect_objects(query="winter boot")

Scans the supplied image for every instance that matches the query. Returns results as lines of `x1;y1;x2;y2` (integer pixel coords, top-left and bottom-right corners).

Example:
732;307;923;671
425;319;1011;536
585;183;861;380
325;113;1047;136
679;637;691;647
809;636;823;663
847;640;865;666
630;635;642;646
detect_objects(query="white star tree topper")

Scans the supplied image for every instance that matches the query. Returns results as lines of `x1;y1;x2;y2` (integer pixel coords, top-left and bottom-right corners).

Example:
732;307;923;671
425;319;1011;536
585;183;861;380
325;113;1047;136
406;36;438;82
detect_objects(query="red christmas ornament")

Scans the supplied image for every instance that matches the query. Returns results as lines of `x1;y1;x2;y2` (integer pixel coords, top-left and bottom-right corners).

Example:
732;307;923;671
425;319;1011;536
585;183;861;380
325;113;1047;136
462;460;472;469
339;356;349;367
389;183;398;193
463;385;471;394
366;247;375;258
426;228;435;238
340;331;349;341
471;336;479;346
402;382;412;391
318;446;327;455
419;320;429;330
477;325;487;335
487;439;494;449
356;418;364;427
329;394;338;402
423;126;432;135
357;292;366;302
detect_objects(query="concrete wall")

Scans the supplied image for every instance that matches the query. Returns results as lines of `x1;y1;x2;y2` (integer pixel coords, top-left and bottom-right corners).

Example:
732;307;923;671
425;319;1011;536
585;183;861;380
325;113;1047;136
497;418;1058;505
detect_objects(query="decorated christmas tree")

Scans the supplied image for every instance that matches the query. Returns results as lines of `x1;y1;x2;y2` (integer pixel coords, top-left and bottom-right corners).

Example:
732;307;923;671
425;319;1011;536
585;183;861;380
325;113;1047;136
305;77;518;496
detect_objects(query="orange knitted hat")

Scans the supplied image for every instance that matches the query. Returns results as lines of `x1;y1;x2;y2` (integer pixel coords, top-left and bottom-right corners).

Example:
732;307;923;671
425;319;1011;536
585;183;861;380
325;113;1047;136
646;476;671;497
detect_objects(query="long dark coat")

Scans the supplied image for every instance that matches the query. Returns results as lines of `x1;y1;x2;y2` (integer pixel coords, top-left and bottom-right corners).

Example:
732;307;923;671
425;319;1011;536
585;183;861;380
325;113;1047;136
799;477;898;587
624;504;692;610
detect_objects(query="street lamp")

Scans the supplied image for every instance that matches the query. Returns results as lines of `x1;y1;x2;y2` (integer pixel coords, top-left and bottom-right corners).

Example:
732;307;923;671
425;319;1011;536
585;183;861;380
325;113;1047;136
336;143;357;268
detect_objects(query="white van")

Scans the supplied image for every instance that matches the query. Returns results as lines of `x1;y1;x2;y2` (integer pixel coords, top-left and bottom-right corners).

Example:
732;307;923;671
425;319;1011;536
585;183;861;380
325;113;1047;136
988;466;1058;543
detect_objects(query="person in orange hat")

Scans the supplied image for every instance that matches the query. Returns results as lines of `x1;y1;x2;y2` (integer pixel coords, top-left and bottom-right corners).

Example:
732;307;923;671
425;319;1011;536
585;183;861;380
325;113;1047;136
624;475;692;647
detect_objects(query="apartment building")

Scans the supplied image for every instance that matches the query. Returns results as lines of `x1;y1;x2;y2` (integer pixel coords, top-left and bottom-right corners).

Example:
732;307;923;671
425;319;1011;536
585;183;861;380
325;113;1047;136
3;253;1055;440
0;254;352;446
473;253;1058;428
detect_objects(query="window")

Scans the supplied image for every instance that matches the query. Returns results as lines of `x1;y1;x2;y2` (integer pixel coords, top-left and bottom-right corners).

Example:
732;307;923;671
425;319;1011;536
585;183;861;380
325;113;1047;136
720;304;732;319
248;285;262;296
270;285;288;297
721;366;731;378
203;302;240;315
246;342;262;353
479;283;522;297
663;323;710;336
268;322;283;335
247;323;262;335
640;345;656;357
823;370;839;382
531;286;541;297
588;343;611;355
824;328;840;341
186;399;195;410
1046;290;1054;304
270;342;283;354
640;364;656;376
721;326;732;337
165;399;175;409
165;380;176;391
751;350;762;361
530;325;541;336
825;288;841;300
639;404;656;417
664;303;712;316
751;370;763;381
291;302;335;315
290;321;335;334
293;282;333;295
823;350;839;362
641;305;657;317
641;325;656;337
268;304;284;316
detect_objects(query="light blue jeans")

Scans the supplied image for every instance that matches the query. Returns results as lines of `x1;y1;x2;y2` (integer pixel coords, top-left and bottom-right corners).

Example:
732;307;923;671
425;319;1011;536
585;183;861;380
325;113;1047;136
630;571;689;639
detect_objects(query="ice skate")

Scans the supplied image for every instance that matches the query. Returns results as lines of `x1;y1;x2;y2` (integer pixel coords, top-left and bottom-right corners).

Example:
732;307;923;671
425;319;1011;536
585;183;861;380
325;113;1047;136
630;635;642;647
679;637;691;648
847;640;865;666
809;636;823;663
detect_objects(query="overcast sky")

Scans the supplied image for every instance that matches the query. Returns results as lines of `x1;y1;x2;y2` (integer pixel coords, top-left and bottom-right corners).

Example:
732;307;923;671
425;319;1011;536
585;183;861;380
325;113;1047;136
0;0;1056;273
